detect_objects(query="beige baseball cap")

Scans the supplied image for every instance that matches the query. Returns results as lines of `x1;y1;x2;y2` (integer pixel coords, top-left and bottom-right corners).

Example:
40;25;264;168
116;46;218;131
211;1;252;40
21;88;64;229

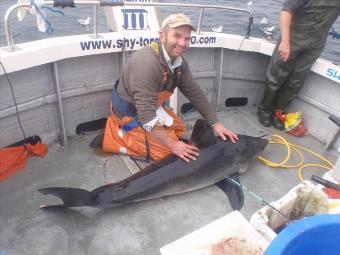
161;13;196;31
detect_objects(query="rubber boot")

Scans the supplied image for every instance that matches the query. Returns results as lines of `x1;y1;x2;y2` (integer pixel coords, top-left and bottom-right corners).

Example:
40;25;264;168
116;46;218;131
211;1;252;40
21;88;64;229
257;109;272;127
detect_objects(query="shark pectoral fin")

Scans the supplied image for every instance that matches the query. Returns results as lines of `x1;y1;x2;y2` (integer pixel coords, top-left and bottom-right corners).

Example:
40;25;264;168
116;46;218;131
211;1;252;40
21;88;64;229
215;175;244;210
39;187;97;208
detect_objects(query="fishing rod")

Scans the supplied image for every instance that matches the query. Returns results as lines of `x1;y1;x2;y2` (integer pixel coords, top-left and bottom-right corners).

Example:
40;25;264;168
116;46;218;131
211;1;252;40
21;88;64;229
226;176;290;221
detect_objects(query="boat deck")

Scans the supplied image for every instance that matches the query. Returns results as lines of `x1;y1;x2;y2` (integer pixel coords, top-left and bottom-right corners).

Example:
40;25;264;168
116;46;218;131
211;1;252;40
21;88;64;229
0;106;337;255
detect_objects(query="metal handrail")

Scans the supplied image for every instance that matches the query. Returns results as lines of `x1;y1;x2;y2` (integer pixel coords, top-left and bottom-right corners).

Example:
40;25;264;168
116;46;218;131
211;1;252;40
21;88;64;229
4;1;253;50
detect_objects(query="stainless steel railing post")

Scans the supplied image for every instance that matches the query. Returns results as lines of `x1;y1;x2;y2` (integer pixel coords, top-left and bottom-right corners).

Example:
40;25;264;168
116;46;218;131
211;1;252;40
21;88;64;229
93;4;99;37
4;4;30;51
197;8;205;34
51;62;68;146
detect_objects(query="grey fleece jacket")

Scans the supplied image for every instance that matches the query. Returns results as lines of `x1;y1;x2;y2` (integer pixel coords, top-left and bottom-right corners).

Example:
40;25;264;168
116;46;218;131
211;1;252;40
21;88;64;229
116;43;218;126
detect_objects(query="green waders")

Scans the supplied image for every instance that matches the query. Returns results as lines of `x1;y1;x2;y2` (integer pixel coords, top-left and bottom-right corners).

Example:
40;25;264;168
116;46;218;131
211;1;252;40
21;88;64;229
258;0;340;127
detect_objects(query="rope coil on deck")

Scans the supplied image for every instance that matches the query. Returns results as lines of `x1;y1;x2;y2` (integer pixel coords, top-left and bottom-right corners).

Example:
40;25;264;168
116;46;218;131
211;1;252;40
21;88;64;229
258;135;334;182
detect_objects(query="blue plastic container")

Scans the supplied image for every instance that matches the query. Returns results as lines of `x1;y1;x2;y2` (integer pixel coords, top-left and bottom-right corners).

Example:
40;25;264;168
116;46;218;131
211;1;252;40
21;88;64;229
264;214;340;255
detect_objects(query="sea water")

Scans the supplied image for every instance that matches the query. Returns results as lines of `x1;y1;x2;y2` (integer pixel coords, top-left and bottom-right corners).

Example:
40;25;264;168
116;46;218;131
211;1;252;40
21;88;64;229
0;0;339;64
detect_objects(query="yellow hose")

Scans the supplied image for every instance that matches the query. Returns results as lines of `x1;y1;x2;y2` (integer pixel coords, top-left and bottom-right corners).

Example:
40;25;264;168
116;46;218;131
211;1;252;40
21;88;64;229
258;134;334;182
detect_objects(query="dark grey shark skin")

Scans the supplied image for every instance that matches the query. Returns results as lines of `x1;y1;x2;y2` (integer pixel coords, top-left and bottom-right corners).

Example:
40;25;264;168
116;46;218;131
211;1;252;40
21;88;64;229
39;120;268;209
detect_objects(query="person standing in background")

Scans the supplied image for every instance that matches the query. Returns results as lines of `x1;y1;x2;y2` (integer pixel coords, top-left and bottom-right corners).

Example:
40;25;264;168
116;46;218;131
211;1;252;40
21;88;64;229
257;0;340;132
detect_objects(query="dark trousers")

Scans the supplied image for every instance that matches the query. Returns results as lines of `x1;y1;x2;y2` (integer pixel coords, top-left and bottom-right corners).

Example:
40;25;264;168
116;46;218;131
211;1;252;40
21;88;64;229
258;41;323;111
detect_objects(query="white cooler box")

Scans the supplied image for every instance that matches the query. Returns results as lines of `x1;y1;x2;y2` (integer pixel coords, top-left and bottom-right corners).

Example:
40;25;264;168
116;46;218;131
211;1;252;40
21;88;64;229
249;180;329;242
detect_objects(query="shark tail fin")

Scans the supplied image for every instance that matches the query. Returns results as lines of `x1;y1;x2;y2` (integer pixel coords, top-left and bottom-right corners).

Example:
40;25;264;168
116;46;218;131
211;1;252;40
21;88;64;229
39;187;97;208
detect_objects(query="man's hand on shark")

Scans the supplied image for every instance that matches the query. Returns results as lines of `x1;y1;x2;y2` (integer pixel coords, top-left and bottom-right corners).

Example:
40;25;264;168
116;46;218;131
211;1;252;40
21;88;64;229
170;140;199;163
213;123;239;143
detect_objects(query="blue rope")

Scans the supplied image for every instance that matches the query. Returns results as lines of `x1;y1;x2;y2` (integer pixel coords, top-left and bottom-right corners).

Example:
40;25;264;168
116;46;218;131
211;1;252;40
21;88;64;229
329;27;340;39
121;119;140;132
30;0;53;34
30;0;65;34
42;6;66;16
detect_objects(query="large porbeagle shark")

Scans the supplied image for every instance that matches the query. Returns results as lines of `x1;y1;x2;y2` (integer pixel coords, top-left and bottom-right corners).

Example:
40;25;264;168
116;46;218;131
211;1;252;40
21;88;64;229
39;119;268;210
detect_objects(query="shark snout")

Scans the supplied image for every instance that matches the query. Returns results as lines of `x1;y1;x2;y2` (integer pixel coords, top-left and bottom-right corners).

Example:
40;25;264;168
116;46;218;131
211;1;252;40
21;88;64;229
245;136;269;159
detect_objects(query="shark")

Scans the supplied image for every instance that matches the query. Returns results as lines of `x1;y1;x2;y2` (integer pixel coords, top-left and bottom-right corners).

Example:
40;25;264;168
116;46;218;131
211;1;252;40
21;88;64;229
39;119;268;210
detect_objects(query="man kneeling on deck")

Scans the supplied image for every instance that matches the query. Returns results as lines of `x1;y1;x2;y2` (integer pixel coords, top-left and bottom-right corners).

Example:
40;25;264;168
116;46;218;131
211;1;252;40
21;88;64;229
103;13;238;162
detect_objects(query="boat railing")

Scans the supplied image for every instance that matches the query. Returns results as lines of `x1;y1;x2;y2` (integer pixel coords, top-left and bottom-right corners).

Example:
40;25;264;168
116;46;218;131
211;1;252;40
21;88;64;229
4;0;253;51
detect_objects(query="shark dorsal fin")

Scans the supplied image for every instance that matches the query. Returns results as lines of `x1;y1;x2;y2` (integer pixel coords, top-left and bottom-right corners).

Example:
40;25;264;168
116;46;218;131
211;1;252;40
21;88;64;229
189;119;217;148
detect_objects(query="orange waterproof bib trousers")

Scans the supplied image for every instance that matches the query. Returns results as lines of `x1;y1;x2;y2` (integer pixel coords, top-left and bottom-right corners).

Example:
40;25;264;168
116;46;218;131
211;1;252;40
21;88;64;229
103;91;186;161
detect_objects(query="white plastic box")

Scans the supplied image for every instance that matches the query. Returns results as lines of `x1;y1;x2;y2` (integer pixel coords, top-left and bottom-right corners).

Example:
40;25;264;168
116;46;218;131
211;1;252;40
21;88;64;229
250;180;328;242
160;210;269;255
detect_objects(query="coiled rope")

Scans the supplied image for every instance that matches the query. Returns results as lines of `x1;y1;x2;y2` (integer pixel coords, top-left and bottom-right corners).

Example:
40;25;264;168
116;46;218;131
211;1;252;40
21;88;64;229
258;135;334;182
